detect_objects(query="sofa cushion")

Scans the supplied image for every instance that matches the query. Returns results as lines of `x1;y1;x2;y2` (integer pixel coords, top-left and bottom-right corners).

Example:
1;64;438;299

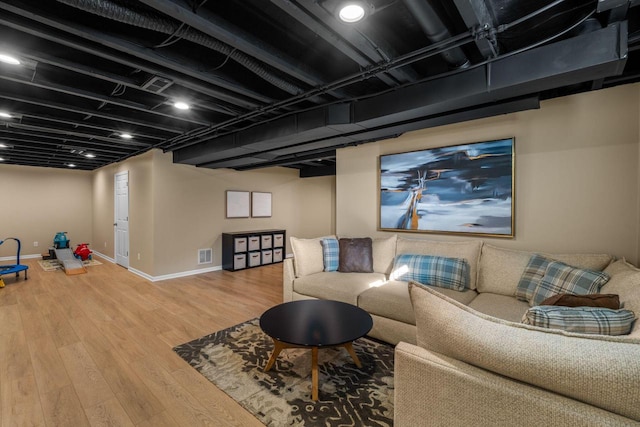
392;254;469;291
321;238;339;272
293;271;386;305
540;293;620;309
603;259;640;337
604;258;639;276
515;254;551;302
409;282;640;421
522;306;636;336
358;280;477;325
478;244;613;297
338;238;373;273
396;238;482;290
530;261;610;306
467;293;529;323
372;234;397;275
290;236;336;277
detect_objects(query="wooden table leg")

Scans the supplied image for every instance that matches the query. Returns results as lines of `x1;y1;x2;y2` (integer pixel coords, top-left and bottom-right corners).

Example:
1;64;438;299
264;339;287;372
311;347;319;401
343;342;362;368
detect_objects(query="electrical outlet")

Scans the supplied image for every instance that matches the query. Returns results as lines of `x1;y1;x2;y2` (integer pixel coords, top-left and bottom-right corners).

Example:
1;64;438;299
33;241;38;247
137;253;141;260
104;241;107;248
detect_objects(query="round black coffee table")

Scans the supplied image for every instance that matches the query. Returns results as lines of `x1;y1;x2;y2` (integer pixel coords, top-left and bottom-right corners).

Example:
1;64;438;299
260;299;373;400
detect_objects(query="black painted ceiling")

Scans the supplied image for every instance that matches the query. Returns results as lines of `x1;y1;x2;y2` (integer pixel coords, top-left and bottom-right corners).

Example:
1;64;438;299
0;0;637;175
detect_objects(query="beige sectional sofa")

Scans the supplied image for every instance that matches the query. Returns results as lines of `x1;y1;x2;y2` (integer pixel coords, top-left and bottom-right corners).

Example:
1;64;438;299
283;234;640;425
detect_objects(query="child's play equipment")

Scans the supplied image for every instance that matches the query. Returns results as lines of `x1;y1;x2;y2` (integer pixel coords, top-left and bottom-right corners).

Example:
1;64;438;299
52;232;86;275
73;243;92;261
0;237;29;288
53;231;70;249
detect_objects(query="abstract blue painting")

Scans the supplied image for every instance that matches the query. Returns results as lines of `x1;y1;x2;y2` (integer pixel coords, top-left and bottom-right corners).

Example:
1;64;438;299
379;138;514;237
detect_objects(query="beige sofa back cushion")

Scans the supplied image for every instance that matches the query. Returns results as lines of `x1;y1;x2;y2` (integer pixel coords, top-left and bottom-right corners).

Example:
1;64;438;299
372;234;397;276
477;244;613;296
603;259;640;337
409;283;640;421
396;238;482;290
290;236;336;277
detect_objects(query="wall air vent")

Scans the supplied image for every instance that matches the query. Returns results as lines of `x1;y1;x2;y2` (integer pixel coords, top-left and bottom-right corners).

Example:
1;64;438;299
142;76;174;93
198;248;212;265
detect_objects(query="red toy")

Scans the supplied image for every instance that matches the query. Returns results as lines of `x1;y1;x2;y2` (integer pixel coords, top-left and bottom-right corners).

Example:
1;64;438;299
73;243;92;261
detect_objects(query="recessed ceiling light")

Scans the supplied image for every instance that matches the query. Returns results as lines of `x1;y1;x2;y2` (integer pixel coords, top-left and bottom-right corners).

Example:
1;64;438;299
67;163;76;168
84;153;96;158
0;112;12;118
338;2;368;23
120;133;133;139
174;101;190;110
0;54;20;65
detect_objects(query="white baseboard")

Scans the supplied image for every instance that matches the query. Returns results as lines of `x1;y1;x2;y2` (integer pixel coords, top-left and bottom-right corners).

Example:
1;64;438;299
7;249;242;283
128;264;223;282
76;250;223;282
92;251;115;263
0;253;42;262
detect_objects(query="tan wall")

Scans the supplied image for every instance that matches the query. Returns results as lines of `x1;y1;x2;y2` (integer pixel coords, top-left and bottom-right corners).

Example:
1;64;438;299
337;84;640;263
91;149;335;276
151;151;335;276
92;150;155;273
0;164;92;258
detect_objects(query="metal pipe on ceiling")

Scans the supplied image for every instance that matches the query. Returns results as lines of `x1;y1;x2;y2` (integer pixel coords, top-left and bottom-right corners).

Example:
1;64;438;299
55;0;306;96
402;0;470;68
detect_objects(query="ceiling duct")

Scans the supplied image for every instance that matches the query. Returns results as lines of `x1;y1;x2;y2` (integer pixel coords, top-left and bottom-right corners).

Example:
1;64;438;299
55;0;306;95
174;22;627;169
402;0;470;68
141;75;174;93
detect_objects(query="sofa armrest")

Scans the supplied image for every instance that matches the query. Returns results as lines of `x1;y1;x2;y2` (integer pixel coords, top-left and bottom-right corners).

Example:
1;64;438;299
394;342;635;427
283;257;295;302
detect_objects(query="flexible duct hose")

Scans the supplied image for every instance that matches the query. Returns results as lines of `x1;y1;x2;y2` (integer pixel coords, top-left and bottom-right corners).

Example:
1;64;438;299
56;0;304;95
402;0;470;68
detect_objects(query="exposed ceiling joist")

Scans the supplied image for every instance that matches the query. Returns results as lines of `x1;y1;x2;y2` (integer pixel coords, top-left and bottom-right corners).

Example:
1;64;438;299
0;0;638;173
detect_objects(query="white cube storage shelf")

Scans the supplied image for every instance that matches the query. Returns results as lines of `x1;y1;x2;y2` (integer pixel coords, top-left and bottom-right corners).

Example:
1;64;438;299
233;254;246;270
273;248;283;263
222;229;286;271
234;237;247;253
261;235;272;249
248;236;261;251
261;249;273;264
248;251;261;267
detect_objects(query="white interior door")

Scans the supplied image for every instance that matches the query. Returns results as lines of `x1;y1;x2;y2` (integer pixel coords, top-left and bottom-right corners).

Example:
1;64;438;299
114;171;130;268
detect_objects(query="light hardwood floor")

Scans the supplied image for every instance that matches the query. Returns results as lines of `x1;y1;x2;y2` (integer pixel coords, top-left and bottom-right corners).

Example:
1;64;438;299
0;257;283;426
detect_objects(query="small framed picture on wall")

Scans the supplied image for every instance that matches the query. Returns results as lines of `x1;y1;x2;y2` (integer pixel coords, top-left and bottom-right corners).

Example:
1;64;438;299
251;192;272;218
226;190;250;218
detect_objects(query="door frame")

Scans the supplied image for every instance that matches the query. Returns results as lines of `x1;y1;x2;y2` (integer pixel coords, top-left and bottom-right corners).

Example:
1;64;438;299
114;170;130;268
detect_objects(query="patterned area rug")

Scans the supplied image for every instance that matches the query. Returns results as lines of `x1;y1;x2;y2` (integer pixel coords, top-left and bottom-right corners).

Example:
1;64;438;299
37;258;103;271
173;318;395;426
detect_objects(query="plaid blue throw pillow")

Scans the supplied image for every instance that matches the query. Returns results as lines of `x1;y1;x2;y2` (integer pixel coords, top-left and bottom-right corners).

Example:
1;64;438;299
393;254;470;291
522;306;636;335
516;254;551;302
321;238;339;272
530;261;610;307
